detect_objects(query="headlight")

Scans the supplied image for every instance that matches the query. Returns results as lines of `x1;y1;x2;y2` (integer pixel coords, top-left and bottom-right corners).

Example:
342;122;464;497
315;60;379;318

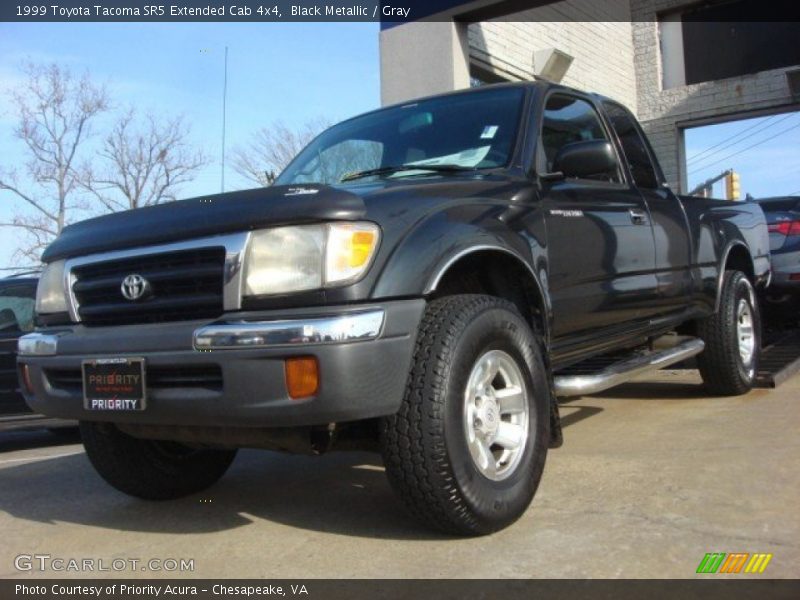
35;260;68;314
243;222;380;297
244;225;325;295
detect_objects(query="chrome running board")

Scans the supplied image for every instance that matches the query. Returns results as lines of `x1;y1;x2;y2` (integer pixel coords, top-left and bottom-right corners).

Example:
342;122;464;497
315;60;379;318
553;337;705;398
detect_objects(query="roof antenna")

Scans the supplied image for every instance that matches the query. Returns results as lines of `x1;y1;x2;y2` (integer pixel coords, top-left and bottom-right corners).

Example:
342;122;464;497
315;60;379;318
221;45;228;193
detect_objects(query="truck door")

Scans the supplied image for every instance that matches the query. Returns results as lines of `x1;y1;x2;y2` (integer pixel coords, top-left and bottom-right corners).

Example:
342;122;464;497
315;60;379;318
538;93;658;338
602;101;692;315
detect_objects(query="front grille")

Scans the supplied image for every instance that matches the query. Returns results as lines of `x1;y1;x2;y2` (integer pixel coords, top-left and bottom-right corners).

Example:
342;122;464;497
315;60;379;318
71;248;226;326
46;365;223;393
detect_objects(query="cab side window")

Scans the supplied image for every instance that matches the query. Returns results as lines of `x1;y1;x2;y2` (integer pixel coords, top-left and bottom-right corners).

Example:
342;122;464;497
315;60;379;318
603;102;660;189
540;94;619;182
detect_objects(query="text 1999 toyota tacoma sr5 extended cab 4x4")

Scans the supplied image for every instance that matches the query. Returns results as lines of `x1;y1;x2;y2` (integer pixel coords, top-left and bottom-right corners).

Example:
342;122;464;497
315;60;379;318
19;83;769;535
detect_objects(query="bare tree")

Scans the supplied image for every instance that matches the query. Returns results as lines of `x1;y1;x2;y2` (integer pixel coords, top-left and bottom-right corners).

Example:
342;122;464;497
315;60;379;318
82;110;208;211
232;118;329;186
0;62;109;263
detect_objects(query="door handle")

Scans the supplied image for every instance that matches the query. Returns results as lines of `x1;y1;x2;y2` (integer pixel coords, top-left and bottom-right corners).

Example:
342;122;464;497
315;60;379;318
629;209;648;225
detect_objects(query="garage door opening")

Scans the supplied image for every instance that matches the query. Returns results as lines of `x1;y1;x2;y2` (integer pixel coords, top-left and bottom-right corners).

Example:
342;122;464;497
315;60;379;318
682;110;800;200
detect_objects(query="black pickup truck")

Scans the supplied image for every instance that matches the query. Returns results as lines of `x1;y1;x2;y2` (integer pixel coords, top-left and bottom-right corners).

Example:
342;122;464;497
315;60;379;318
19;82;769;535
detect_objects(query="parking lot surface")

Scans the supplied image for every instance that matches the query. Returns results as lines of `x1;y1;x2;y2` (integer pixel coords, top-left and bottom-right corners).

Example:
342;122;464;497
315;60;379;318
1;369;798;579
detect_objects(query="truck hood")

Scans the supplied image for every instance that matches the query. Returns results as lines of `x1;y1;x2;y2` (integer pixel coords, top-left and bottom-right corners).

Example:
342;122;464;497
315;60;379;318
41;185;367;262
42;174;524;263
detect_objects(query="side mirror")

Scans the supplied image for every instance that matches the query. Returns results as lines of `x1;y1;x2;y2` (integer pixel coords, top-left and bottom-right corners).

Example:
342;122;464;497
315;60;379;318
552;140;617;180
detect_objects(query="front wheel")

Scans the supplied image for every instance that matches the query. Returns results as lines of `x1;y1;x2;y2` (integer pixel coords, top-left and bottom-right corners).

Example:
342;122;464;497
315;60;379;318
80;422;237;500
697;270;760;396
380;295;550;536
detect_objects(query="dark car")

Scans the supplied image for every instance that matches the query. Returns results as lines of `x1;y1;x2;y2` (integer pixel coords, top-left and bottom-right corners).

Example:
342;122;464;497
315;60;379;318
755;196;800;292
0;271;75;433
19;82;769;534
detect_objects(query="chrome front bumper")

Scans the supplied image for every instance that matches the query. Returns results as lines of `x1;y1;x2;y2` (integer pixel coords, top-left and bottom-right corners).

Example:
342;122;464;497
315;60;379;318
18;332;60;357
192;309;385;350
20;309;387;355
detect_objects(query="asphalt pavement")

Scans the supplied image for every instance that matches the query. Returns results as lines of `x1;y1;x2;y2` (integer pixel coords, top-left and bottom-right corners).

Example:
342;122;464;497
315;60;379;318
1;369;797;579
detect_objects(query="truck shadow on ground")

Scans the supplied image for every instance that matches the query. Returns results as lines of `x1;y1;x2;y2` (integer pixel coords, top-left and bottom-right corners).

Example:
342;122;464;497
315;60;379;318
1;398;608;540
0;377;730;540
555;372;741;425
0;447;454;540
0;427;80;453
557;404;603;428
592;377;708;400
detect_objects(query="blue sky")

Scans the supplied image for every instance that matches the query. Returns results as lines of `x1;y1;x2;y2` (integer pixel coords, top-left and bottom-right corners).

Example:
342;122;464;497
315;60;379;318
684;112;800;199
0;22;380;266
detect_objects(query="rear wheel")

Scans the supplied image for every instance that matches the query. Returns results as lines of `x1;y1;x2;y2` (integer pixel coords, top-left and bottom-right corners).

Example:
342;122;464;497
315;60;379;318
697;270;760;396
80;421;237;500
380;295;550;536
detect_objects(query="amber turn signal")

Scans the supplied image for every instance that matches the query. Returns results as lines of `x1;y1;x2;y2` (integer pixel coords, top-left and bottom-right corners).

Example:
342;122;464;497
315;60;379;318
285;356;319;399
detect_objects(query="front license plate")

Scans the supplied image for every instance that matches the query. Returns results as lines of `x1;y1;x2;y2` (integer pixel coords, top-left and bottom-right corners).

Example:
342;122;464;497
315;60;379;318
83;358;146;411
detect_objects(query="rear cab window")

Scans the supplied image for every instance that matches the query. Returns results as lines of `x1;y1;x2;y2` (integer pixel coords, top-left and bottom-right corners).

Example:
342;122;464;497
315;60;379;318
603;101;662;189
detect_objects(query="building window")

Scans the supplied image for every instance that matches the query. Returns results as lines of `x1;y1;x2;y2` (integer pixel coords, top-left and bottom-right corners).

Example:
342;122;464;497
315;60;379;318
659;0;800;89
469;63;510;88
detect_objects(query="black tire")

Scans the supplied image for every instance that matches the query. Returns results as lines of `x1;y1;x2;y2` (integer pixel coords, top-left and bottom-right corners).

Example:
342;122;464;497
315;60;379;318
80;421;237;500
380;294;550;536
696;270;760;396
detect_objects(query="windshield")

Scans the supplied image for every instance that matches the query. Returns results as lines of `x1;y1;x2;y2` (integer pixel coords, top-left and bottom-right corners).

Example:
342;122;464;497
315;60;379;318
275;87;525;186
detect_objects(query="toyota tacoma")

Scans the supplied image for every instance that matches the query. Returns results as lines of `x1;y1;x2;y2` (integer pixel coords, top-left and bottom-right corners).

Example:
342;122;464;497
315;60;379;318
19;82;770;535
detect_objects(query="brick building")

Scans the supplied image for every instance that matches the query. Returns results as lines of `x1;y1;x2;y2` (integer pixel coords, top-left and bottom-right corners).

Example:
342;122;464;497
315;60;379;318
380;0;800;192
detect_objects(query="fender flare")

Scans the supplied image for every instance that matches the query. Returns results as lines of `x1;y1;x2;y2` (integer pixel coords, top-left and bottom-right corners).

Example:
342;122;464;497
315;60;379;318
714;241;754;313
424;243;552;343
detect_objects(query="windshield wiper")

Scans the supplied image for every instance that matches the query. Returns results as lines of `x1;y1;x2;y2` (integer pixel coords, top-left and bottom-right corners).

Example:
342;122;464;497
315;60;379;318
340;164;476;182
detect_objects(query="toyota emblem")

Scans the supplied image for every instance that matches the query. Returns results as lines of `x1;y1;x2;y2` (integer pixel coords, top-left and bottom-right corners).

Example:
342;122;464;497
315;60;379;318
120;274;151;301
